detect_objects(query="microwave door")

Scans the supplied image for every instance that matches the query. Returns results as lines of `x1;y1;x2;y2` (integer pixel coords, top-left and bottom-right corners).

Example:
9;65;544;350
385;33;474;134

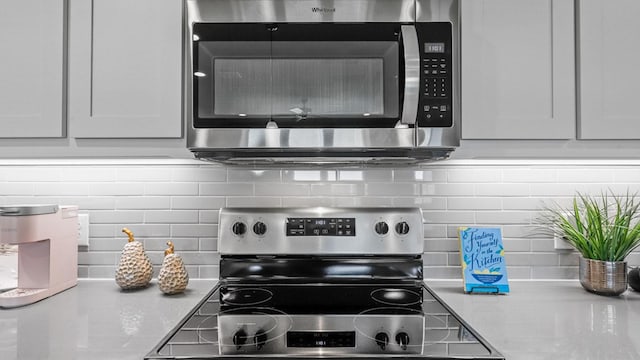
400;25;420;126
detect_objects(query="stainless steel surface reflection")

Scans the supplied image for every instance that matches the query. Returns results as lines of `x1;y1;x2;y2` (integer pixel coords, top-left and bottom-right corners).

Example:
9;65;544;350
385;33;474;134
148;284;499;359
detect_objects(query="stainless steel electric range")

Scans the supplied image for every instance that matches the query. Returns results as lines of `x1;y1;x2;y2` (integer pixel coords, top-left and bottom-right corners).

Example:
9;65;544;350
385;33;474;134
145;208;504;359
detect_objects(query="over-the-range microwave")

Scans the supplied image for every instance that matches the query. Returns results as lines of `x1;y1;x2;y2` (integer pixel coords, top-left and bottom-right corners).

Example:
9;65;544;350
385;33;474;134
186;0;460;165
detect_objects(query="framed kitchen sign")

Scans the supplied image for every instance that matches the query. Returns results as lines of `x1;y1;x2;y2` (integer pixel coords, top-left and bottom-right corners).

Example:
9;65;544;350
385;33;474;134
458;227;510;294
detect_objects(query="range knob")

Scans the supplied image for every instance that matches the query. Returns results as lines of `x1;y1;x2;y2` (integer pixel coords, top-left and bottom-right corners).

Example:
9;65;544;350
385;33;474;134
375;332;389;350
253;221;267;236
254;329;268;350
232;222;247;236
395;221;410;235
233;329;248;350
395;332;410;351
374;221;389;235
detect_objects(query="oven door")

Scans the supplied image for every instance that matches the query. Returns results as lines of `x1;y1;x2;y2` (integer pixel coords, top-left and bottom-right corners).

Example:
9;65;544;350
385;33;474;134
191;23;417;129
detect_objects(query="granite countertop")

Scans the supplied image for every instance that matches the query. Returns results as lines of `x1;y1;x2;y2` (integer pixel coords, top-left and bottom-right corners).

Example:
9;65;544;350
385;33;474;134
2;280;640;360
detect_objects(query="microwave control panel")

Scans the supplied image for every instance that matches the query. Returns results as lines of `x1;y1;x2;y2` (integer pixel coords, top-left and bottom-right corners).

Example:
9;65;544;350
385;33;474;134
416;22;452;127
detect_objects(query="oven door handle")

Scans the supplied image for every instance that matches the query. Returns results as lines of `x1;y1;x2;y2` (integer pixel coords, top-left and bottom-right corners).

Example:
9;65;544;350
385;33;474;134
400;25;420;126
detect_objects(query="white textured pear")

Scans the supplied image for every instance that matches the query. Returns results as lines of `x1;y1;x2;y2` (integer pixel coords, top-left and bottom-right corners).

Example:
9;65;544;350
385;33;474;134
158;241;189;294
115;228;153;290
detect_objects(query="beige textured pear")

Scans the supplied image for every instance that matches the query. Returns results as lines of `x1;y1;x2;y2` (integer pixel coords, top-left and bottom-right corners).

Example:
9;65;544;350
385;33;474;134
158;241;189;294
115;228;153;290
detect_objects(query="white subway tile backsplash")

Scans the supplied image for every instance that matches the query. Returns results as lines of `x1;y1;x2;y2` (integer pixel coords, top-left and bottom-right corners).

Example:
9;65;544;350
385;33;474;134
171;224;217;237
60;167;117;182
227;197;282;207
531;266;578;280
144;237;199;251
502;168;556;183
394;169;447;182
89;183;145;196
613;168;640;183
116;196;171;210
447;168;501;183
229;169;282;182
423;183;474;196
200;183;254;196
145;210;199;224
1;183;36;196
365;183;421;196
198;210;220;224
117;224;171;238
34;183;89;196
475;211;533;225
3;162;640;280
501;197;546;210
447;197;502;210
116;167;172;182
310;184;364;196
501;239;531;252
172;196;226;210
5;167;61;182
283;170;337;182
145;183;199;196
199;238;218;251
340;169;393;182
87;266;117;279
90;210;145;224
423;211;475;224
282;197;354;207
423;224;447;238
475;183;530;197
256;183;309;196
172;167;227;182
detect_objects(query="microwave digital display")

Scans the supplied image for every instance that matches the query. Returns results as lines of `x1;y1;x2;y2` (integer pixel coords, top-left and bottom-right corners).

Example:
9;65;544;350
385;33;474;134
424;42;445;53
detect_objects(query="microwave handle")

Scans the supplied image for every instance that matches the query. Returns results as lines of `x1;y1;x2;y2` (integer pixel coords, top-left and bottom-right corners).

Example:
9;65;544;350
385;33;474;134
400;25;420;125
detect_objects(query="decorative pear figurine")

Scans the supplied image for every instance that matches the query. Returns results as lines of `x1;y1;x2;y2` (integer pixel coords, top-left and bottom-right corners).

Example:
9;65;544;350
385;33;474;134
115;228;153;290
158;241;189;294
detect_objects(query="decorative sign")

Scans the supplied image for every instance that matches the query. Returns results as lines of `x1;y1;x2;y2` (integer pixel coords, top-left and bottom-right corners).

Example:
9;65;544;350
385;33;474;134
458;227;509;294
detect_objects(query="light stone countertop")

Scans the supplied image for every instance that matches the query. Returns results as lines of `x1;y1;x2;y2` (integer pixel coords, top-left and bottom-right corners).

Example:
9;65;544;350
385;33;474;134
2;279;640;360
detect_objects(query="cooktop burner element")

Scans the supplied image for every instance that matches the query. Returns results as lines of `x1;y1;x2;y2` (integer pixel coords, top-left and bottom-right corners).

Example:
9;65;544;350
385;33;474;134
371;288;422;306
221;288;273;306
145;207;504;359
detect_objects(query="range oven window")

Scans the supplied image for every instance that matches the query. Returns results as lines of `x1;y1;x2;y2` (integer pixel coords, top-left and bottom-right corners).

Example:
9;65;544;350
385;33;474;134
192;24;403;128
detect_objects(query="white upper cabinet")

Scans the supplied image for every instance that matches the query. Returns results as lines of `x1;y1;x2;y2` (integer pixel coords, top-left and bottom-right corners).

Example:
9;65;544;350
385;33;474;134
68;0;182;138
578;0;640;139
0;0;65;138
460;0;575;139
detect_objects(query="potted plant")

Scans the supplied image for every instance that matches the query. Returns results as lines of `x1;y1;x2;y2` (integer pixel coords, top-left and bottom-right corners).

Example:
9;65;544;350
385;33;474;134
544;191;640;296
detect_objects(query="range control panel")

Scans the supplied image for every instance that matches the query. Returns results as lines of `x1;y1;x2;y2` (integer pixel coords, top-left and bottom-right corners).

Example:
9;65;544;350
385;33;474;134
287;218;355;237
218;207;424;255
417;22;453;127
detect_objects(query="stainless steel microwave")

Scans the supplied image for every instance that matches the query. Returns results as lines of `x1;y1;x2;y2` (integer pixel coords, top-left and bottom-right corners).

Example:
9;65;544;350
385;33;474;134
186;0;460;164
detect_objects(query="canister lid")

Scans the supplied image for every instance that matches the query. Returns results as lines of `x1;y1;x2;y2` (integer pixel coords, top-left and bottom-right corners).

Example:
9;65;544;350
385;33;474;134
0;205;59;216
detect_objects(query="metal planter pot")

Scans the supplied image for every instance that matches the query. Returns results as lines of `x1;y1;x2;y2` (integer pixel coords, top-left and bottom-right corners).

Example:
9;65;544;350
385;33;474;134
579;257;628;296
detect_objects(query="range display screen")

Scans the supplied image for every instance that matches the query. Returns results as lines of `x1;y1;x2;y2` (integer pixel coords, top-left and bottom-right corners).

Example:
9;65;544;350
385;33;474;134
286;217;355;237
424;42;445;53
287;331;356;348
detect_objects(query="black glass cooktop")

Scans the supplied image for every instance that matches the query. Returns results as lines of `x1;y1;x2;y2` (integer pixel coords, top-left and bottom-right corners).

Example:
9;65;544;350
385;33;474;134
145;283;504;359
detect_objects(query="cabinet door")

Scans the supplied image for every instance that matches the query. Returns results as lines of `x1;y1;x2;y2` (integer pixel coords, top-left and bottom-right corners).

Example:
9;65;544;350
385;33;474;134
578;0;640;139
68;0;182;138
461;0;575;139
0;0;65;138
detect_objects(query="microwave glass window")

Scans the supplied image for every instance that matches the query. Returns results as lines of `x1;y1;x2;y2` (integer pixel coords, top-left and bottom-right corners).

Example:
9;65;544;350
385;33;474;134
215;58;384;117
196;40;399;121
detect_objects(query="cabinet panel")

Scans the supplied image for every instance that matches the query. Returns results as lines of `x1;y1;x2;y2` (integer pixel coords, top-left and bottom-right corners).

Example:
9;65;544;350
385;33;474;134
69;0;182;138
578;0;640;139
0;0;65;138
461;0;575;139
